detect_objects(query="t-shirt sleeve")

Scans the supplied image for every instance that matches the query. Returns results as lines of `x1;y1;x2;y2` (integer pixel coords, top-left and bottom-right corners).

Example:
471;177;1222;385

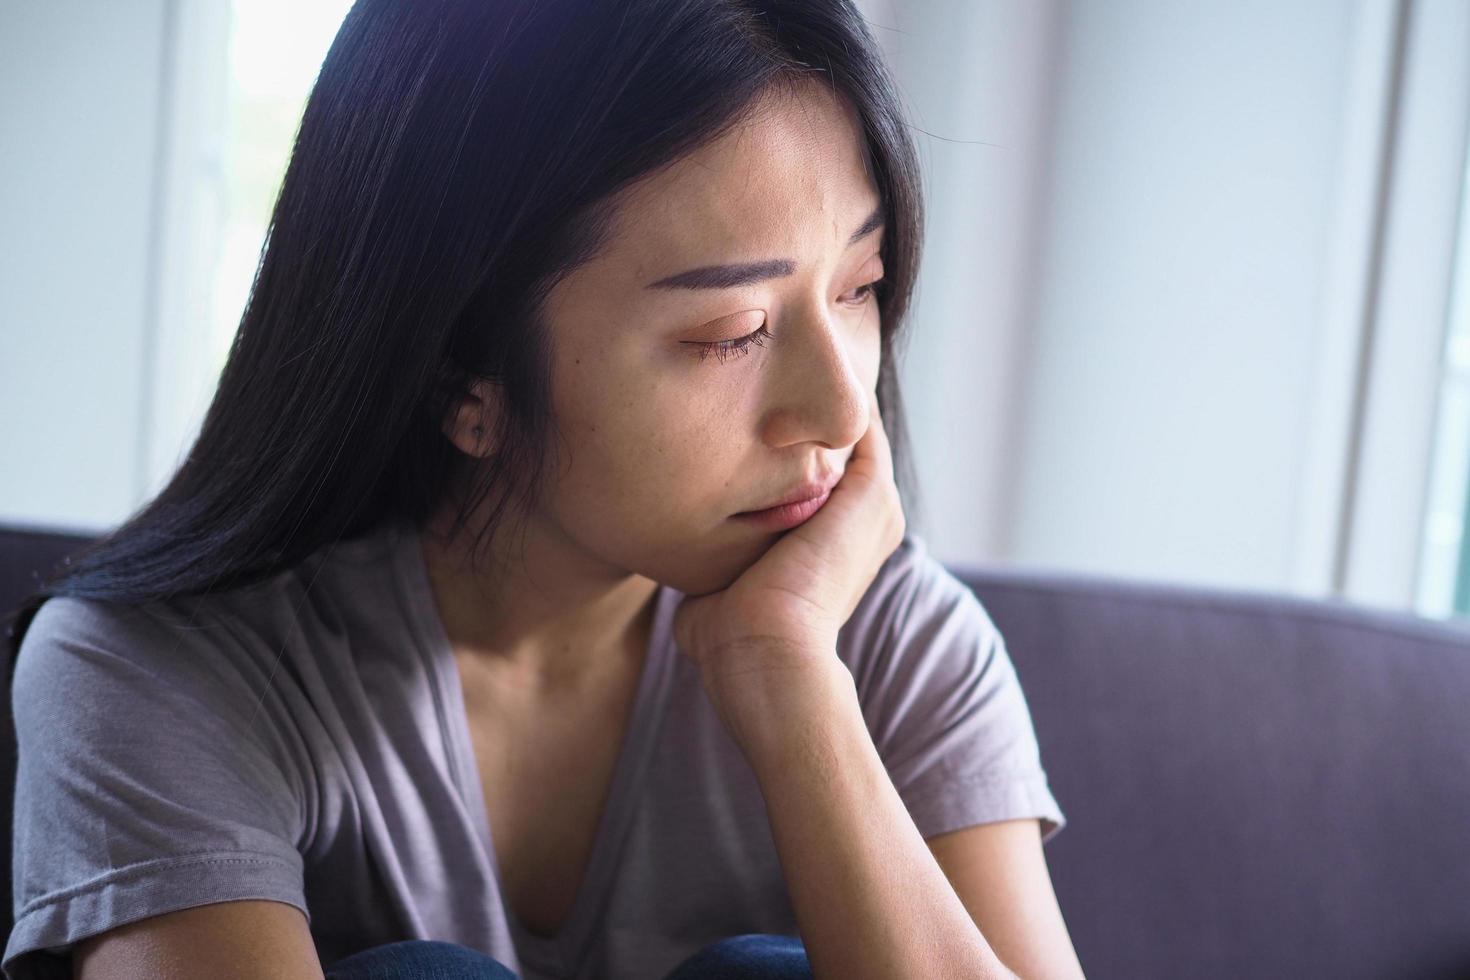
4;596;310;980
845;535;1067;846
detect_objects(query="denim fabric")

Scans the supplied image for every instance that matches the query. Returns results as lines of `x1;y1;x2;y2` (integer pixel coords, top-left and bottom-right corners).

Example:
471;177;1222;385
658;934;814;980
324;940;518;979
322;934;813;980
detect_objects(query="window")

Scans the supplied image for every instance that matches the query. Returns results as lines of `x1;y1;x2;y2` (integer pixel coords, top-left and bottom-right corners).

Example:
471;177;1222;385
142;0;354;501
1416;148;1470;619
211;0;356;378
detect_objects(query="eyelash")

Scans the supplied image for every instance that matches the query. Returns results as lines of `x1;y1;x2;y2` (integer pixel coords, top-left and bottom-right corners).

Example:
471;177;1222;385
683;278;886;365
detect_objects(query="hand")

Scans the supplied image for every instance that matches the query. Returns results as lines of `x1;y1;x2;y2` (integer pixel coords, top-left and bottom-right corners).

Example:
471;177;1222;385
671;391;907;710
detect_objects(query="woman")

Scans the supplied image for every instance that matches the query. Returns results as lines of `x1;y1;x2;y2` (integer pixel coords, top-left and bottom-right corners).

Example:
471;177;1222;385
3;1;1074;978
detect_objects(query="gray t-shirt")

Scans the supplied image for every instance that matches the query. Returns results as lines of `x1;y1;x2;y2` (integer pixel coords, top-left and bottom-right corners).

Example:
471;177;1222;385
5;518;1065;980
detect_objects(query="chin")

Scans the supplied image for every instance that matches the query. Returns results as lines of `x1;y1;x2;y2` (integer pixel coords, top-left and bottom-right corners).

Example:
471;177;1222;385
642;526;773;597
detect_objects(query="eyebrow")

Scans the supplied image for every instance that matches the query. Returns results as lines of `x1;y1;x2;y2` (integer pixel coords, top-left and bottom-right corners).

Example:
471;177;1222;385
645;204;885;290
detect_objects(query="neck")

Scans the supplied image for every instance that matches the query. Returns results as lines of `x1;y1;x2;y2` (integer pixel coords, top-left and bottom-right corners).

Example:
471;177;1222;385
415;508;661;695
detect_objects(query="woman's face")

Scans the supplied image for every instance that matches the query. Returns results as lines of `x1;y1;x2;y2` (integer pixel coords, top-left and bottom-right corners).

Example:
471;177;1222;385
481;82;886;598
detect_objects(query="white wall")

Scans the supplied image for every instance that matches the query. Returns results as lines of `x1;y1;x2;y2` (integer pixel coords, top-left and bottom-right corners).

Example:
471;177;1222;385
1346;0;1469;611
1002;0;1468;609
0;0;171;534
880;0;1463;610
1007;0;1359;592
879;0;1349;588
869;0;1065;566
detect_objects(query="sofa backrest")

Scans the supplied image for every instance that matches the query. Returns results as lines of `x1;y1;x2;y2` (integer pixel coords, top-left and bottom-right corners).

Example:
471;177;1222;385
952;562;1470;979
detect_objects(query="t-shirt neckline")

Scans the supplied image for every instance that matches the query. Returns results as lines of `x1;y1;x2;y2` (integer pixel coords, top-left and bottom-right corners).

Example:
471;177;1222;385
383;516;681;975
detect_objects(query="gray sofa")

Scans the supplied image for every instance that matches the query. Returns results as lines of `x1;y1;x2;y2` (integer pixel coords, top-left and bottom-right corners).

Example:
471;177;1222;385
4;523;1469;980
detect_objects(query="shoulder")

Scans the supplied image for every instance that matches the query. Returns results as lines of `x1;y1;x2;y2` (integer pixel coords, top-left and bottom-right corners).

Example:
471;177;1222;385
18;594;181;678
21;586;259;658
25;592;157;642
12;592;315;824
837;532;1001;673
18;523;401;683
14;576;306;718
834;531;1005;702
12;596;235;729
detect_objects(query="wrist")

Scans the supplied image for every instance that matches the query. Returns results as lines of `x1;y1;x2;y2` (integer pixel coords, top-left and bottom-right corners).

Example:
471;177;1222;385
702;649;859;767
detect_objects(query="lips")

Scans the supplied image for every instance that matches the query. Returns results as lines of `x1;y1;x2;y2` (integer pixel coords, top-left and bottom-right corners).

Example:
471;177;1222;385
739;472;843;515
733;489;832;531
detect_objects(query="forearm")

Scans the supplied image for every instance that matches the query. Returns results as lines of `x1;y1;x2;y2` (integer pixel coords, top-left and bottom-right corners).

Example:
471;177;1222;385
727;655;1019;980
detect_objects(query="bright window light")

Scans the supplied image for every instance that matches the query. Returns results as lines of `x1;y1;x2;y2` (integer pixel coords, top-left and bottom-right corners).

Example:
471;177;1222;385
208;0;356;382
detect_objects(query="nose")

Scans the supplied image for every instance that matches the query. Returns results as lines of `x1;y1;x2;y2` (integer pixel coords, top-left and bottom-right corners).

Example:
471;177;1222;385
759;304;874;451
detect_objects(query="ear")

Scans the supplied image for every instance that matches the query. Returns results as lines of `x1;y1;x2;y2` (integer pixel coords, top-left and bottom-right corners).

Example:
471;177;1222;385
442;377;501;457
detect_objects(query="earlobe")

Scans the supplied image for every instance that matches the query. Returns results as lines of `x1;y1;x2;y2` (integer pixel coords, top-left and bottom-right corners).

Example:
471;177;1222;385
442;378;500;457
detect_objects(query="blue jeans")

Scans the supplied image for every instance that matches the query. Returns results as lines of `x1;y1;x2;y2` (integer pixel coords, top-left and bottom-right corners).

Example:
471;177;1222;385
323;934;814;979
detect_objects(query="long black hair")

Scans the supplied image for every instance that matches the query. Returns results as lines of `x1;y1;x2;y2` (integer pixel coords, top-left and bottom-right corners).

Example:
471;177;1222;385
4;0;927;664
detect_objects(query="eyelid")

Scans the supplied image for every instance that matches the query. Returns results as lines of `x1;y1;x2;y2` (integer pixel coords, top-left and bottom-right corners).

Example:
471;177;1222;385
695;308;764;337
679;271;884;367
845;264;885;295
680;263;883;337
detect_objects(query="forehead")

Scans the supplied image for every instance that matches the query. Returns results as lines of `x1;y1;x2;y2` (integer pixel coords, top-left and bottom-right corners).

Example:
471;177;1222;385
605;82;881;266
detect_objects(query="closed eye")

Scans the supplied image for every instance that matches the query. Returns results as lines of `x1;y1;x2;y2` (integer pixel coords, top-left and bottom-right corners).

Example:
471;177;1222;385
680;277;885;367
681;324;772;365
842;277;885;306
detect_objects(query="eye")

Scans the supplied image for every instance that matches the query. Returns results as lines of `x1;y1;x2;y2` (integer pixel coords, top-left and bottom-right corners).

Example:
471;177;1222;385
841;277;886;307
678;277;885;367
680;324;772;365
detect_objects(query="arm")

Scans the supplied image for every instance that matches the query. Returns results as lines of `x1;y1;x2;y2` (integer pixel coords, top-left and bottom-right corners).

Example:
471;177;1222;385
725;652;1021;980
929;820;1087;980
74;900;325;980
674;395;1019;979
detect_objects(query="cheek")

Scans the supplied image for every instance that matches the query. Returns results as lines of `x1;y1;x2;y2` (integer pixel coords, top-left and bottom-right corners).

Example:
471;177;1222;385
583;402;752;533
856;309;884;375
553;380;708;490
551;338;763;496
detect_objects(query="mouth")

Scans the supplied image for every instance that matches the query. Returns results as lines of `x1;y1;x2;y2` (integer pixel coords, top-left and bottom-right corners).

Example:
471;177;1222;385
732;486;834;531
